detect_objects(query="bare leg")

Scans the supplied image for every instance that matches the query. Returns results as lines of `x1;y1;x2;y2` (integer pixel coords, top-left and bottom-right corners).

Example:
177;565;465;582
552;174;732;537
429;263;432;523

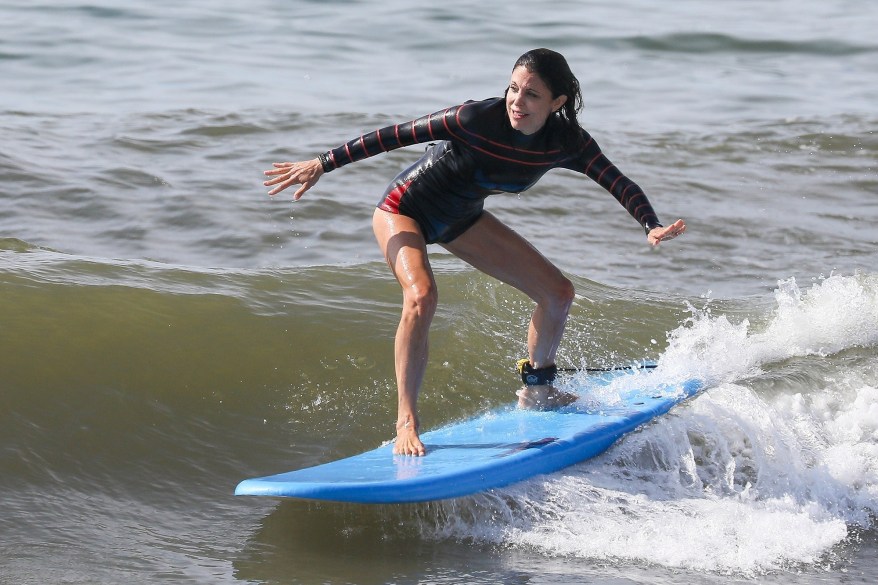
442;212;578;407
372;208;437;456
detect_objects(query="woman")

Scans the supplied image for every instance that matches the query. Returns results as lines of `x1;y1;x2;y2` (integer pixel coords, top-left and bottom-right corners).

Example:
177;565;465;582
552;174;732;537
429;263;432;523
264;48;686;457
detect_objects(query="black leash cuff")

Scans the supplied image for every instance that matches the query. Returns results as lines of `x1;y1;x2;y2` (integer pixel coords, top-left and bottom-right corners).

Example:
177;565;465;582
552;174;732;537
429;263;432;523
517;359;558;386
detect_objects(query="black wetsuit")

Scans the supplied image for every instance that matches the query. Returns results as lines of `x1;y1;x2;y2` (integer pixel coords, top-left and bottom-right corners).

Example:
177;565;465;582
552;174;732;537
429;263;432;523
317;97;661;244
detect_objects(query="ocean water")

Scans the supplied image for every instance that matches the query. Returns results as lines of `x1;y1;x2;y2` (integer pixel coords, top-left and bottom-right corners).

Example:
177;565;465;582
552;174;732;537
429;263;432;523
1;0;877;583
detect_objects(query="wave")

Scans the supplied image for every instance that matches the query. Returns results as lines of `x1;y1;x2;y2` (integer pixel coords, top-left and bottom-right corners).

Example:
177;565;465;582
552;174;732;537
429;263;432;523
404;273;878;576
237;268;878;578
3;241;877;576
0;242;693;406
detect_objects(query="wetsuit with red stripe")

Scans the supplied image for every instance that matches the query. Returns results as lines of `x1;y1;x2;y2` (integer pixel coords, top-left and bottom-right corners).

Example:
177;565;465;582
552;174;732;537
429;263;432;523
317;97;662;244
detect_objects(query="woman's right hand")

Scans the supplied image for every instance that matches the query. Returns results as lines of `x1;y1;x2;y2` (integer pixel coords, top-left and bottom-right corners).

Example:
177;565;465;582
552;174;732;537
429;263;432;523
263;158;324;199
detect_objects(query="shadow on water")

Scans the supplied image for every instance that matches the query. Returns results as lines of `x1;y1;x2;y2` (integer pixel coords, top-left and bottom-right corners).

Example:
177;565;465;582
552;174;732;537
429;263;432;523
232;499;535;585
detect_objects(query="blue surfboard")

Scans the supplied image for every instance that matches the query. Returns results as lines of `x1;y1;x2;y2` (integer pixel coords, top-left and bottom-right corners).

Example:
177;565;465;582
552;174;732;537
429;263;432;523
235;367;703;503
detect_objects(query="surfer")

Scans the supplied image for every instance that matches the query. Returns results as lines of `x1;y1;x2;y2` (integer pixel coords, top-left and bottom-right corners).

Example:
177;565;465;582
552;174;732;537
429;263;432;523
263;48;686;456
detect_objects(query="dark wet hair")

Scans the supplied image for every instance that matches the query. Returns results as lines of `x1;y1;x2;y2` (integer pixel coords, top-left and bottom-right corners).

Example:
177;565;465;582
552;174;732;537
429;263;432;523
511;48;585;150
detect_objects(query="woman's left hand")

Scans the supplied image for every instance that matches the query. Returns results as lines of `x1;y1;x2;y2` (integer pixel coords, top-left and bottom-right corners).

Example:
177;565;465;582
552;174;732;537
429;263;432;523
647;219;686;247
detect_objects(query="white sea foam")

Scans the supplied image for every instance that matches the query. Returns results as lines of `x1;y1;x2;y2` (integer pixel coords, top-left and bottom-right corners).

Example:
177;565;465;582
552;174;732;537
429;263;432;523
429;274;878;575
659;273;878;385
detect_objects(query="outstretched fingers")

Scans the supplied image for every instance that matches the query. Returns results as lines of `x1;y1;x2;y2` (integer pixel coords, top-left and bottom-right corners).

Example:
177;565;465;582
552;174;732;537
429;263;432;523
262;162;294;195
262;159;323;198
648;218;686;246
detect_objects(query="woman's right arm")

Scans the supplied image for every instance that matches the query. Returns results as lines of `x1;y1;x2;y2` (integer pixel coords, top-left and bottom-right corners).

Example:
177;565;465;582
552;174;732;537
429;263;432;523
261;109;452;199
262;100;488;198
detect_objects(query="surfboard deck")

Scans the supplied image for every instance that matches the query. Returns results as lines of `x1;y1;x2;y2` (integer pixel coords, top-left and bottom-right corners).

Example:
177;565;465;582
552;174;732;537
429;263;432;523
235;368;703;504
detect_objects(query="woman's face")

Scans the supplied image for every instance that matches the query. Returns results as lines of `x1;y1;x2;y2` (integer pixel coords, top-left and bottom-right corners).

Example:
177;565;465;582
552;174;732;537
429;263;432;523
505;66;568;135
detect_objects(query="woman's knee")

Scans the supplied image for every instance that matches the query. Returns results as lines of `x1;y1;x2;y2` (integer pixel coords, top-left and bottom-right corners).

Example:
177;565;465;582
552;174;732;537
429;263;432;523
547;275;575;314
401;279;439;321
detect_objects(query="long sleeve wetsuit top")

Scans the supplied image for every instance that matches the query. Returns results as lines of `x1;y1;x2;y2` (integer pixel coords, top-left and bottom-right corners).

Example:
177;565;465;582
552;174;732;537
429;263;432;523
318;97;662;244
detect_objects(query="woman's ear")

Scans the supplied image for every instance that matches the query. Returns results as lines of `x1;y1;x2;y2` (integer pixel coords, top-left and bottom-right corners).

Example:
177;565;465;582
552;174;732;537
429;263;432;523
552;94;568;113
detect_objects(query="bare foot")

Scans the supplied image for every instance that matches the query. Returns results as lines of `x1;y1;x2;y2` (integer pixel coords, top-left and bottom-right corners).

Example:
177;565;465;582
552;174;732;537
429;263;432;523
517;385;578;410
393;417;426;456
